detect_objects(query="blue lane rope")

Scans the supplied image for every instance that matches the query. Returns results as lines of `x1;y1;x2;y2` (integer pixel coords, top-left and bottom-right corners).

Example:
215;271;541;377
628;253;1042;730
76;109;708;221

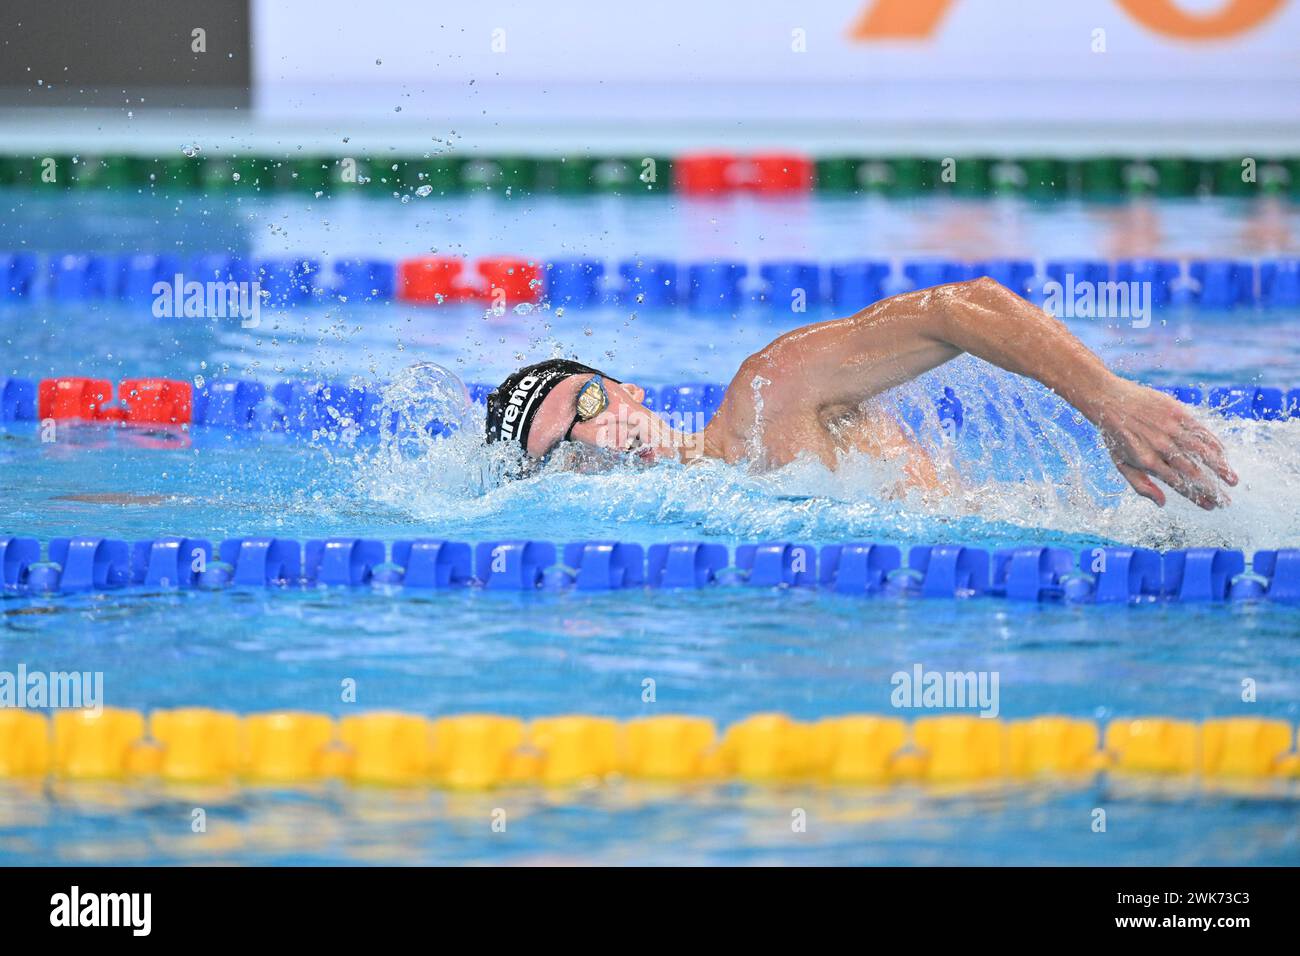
2;252;1299;310
1;537;1297;603
2;376;1298;434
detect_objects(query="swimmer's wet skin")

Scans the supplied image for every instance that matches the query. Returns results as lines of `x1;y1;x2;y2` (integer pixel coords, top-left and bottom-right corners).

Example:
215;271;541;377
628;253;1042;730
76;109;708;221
486;277;1239;510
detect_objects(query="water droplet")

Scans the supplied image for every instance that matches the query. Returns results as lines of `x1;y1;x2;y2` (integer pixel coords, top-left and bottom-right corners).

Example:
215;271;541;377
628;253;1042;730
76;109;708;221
193;375;205;389
232;172;241;182
400;194;411;204
415;184;433;197
181;144;200;158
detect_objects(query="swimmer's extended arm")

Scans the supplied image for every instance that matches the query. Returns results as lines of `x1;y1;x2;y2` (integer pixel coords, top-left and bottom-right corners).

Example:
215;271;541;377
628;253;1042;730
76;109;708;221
745;277;1237;509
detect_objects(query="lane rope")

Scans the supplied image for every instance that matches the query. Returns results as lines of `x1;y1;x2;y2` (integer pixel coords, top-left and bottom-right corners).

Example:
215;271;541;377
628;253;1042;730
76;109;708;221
3;252;1298;310
1;709;1296;789
2;537;1297;603
3;376;1297;432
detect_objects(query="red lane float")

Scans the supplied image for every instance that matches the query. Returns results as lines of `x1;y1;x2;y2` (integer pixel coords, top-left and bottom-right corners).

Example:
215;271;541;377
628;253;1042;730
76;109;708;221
675;154;737;195
119;378;193;425
750;153;814;194
397;256;474;304
675;153;814;195
37;377;191;424
477;257;541;304
37;377;113;421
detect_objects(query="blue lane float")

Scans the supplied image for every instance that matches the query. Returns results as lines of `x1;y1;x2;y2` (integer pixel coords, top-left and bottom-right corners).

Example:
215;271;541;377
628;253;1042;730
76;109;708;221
193;379;266;429
4;251;1300;312
973;259;1035;297
829;261;890;311
1114;259;1180;307
333;259;397;302
544;259;606;307
1260;260;1300;307
1086;547;1163;603
389;540;473;588
646;542;729;589
561;541;646;590
686;261;747;311
1189;259;1256;310
992;546;1074;601
4;536;1298;604
618;259;679;308
131;536;213;588
903;259;974;293
4;374;1300;436
256;258;320;306
1;378;37;421
735;542;817;588
759;262;822;309
818;543;900;594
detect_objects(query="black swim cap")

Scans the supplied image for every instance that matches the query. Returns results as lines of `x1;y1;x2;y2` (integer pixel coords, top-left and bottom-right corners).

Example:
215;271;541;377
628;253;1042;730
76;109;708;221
484;359;618;453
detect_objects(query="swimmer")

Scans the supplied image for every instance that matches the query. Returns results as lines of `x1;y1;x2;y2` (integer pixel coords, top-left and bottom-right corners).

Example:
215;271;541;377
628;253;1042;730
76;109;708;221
484;277;1238;510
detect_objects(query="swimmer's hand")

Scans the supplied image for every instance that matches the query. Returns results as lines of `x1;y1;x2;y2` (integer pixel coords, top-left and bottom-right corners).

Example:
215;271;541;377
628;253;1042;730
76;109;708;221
1093;381;1238;510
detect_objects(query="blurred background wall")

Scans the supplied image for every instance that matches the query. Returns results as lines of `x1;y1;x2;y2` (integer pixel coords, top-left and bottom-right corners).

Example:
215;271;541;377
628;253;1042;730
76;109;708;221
0;0;249;108
0;0;1296;151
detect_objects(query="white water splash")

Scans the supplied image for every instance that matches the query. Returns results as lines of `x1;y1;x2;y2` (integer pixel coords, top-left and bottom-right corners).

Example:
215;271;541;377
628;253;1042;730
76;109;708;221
347;363;1300;551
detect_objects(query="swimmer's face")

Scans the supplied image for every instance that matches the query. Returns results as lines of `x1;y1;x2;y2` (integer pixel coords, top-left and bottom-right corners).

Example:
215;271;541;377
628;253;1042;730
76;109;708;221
525;376;669;464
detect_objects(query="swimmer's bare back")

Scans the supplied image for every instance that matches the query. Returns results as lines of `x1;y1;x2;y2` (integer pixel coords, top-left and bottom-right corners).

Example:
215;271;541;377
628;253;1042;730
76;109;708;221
700;277;1238;510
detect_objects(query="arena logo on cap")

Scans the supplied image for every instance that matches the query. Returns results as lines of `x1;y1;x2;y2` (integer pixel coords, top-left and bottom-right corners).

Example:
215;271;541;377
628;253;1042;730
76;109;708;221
500;373;540;441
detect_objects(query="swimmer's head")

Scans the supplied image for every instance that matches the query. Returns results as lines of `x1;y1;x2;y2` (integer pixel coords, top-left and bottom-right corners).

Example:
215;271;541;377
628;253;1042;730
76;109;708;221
484;359;683;468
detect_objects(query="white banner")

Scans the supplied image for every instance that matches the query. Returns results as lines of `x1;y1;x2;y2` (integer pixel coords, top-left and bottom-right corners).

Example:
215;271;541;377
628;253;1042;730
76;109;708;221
252;0;1300;131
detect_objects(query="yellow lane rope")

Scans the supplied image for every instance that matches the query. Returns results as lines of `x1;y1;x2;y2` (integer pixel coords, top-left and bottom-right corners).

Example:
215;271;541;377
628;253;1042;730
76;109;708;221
1;709;1297;789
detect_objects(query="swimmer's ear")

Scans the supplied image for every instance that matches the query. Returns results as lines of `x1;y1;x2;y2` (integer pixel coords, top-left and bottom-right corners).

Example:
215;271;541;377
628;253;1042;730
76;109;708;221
624;383;646;403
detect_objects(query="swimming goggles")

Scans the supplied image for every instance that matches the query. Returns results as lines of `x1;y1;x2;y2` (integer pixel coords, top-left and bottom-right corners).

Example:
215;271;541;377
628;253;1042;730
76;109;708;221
564;375;609;441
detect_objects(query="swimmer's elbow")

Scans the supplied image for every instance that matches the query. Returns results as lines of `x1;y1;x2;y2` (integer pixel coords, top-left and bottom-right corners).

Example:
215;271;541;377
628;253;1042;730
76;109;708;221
953;275;1017;310
931;276;1016;338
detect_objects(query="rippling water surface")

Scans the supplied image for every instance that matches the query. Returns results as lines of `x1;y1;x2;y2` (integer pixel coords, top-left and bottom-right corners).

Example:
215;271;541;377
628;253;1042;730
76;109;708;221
2;191;1299;864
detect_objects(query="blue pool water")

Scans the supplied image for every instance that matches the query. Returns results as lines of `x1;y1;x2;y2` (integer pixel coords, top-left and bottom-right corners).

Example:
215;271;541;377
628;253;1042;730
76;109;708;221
3;190;1300;865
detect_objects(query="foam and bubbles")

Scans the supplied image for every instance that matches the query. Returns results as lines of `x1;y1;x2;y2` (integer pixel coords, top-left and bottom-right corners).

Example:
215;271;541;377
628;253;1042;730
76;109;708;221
348;362;1300;551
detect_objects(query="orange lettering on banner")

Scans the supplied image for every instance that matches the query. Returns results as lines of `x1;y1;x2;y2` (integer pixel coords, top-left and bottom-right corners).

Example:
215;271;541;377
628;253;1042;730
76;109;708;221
847;0;954;39
1115;0;1285;39
848;0;1284;40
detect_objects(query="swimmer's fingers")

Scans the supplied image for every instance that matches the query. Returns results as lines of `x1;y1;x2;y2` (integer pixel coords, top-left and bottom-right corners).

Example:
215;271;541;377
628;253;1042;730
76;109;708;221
1159;451;1229;510
1130;441;1227;510
1115;448;1217;510
1114;460;1166;508
1178;422;1238;487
